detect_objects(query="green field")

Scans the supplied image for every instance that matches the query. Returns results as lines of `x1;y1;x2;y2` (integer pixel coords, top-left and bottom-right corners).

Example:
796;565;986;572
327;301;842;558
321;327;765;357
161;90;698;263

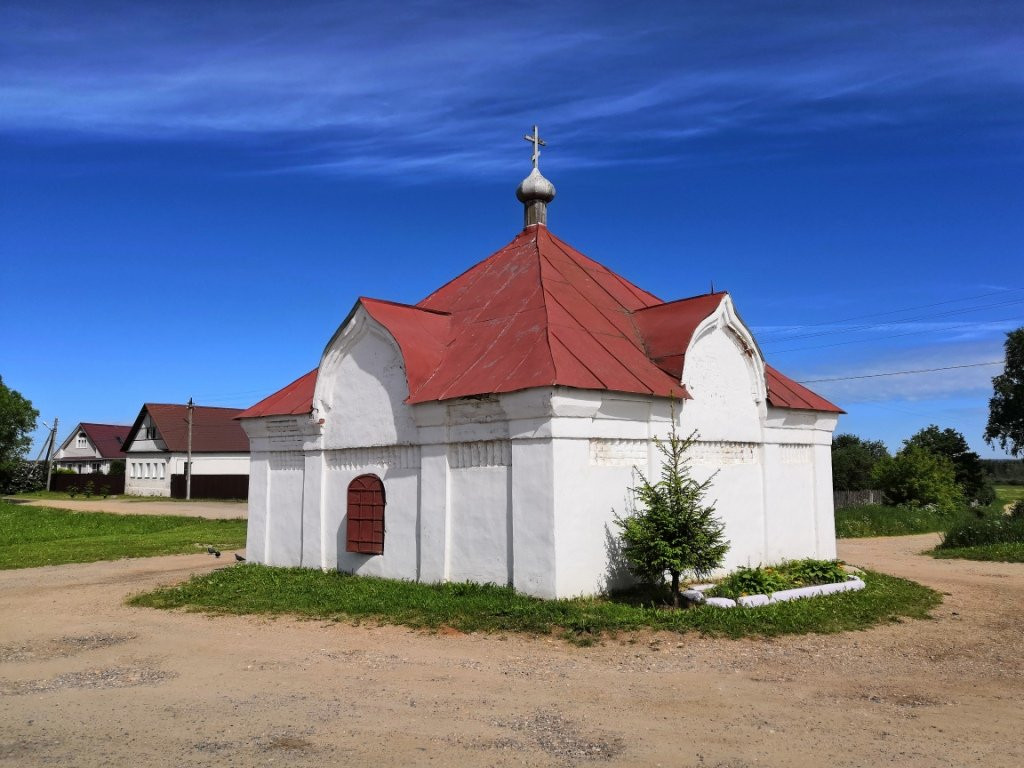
129;564;939;642
0;502;247;570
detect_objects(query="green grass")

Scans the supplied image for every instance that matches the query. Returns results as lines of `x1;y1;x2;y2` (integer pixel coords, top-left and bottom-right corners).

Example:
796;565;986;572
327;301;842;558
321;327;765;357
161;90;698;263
992;485;1024;509
835;503;961;538
0;501;247;570
932;543;1024;562
128;564;940;641
930;510;1024;563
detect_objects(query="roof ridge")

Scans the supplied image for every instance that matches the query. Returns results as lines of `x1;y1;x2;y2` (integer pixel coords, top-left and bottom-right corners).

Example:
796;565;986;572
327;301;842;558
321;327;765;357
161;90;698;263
533;228;561;385
361;296;451;317
543;228;663;305
418;228;535;308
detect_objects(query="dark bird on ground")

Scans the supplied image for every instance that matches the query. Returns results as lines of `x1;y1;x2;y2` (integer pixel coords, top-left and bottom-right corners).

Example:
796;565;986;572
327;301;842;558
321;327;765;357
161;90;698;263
234;553;246;562
207;546;221;558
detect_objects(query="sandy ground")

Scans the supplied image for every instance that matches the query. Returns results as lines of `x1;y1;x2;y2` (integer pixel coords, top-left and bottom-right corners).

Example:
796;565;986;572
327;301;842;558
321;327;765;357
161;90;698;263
0;535;1021;768
7;497;247;519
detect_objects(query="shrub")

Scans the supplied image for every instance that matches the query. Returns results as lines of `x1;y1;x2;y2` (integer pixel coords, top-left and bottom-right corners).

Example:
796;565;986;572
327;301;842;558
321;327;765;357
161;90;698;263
0;459;45;494
871;445;965;513
615;416;729;609
939;516;1024;549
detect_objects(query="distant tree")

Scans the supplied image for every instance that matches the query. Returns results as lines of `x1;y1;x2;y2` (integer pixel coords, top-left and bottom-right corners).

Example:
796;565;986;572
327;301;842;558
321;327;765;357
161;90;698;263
871;445;964;513
0;377;39;493
615;419;729;609
831;434;889;491
985;328;1024;457
905;425;994;505
108;459;126;475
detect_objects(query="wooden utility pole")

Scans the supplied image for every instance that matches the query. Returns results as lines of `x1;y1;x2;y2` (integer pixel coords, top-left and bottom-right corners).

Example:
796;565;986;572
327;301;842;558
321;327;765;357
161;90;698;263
44;417;58;491
186;399;193;500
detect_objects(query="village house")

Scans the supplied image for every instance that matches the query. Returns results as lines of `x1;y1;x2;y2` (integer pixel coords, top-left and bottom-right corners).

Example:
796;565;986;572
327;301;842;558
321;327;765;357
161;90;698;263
122;403;250;497
238;139;842;598
52;422;130;474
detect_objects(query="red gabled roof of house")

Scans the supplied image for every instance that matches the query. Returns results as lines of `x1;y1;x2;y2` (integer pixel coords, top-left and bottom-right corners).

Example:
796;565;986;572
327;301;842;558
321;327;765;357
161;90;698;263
764;365;844;413
124;404;250;452
238;369;318;419
240;226;842;417
79;423;131;459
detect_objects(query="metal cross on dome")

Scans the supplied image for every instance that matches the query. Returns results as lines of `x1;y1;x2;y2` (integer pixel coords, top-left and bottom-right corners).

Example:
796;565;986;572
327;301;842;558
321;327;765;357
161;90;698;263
523;125;546;169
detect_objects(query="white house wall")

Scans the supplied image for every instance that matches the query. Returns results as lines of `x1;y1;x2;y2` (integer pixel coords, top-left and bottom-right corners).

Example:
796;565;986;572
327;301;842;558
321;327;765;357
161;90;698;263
125;453;250;497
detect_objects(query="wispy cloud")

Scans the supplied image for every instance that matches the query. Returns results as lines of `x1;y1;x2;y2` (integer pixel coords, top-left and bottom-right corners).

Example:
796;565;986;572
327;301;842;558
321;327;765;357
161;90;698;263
1;0;1021;176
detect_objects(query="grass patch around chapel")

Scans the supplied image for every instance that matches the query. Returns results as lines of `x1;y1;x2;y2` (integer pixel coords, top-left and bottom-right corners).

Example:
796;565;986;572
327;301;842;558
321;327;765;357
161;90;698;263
129;564;940;641
0;501;247;569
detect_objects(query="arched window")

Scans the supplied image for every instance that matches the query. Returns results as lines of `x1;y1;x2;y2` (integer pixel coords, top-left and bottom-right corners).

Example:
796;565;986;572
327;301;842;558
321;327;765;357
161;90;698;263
346;474;385;555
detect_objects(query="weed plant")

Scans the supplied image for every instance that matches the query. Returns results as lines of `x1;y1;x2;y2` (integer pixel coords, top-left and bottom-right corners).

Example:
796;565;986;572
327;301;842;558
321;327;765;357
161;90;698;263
705;559;848;600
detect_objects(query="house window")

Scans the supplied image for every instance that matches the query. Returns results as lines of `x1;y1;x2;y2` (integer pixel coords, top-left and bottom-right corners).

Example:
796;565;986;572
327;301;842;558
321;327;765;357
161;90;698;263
129;462;136;479
76;432;88;448
159;463;165;480
346;474;385;555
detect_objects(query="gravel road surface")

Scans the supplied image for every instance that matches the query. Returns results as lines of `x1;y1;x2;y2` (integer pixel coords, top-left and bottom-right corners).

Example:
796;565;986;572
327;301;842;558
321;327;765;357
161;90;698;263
0;534;1021;767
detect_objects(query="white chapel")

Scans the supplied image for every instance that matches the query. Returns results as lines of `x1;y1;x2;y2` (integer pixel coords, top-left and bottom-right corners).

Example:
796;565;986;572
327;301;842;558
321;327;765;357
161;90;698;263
238;133;842;599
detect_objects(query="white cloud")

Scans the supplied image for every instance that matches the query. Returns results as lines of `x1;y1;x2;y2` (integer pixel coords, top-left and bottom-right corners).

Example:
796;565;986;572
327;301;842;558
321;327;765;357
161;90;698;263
1;1;1021;176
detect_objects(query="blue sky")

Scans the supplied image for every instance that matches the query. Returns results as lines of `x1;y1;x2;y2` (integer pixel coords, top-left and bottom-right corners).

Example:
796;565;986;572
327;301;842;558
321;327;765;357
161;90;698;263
1;0;1021;457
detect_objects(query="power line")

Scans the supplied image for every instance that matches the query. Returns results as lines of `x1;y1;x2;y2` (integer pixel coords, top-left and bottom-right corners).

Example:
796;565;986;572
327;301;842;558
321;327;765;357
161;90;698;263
797;360;1005;384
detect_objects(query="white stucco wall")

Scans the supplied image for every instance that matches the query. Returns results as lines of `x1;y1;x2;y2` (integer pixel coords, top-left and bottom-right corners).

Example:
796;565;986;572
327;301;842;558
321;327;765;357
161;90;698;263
240;295;840;598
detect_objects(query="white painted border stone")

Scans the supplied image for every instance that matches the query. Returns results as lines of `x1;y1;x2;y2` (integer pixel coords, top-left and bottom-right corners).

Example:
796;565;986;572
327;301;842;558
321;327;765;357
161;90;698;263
688;576;866;609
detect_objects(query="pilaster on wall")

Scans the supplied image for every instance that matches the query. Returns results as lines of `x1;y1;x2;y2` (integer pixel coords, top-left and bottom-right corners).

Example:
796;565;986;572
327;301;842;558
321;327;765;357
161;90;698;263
247;455;269;563
813;443;838;559
510;438;556;599
418;443;450;583
302;451;324;568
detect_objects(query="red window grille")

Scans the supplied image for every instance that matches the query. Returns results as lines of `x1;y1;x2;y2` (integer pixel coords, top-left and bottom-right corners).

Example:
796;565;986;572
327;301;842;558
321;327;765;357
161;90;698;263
346;474;385;555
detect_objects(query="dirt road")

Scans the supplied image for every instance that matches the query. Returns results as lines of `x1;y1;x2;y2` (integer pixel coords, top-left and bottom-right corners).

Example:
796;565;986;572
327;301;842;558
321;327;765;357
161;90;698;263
1;535;1021;767
8;497;247;519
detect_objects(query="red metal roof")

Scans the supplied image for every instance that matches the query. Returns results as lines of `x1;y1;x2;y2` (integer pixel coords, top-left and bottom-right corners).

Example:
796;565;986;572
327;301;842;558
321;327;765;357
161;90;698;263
406;225;682;402
764;365;844;413
77;423;131;458
242;225;842;416
238;369;318;419
124;404;250;453
632;293;727;379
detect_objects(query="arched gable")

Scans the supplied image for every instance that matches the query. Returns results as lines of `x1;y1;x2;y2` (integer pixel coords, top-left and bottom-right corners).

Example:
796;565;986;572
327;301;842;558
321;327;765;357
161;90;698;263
680;295;766;441
314;304;418;449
